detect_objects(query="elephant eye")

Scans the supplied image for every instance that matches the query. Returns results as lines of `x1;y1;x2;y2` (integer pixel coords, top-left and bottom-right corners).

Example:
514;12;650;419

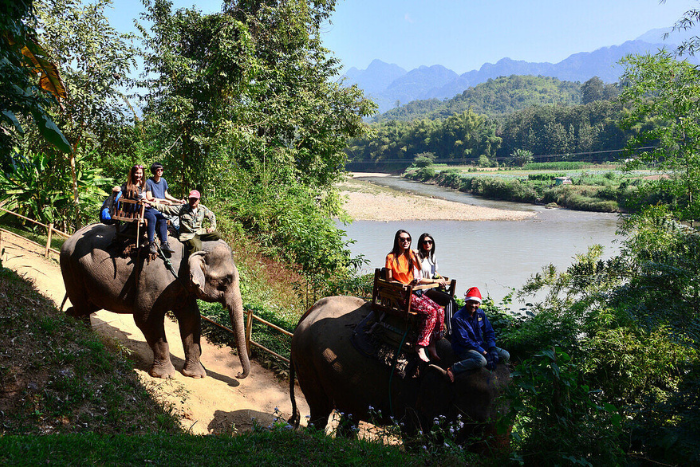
216;277;232;291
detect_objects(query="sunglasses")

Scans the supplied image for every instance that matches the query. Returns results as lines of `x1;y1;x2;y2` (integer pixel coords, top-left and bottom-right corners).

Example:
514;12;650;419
422;239;433;245
399;237;411;242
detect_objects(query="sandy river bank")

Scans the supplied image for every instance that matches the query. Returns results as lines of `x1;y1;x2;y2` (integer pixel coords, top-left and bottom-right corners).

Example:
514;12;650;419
338;175;534;221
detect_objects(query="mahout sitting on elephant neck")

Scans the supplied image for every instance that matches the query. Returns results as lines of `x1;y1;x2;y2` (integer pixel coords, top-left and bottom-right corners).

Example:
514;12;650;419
60;223;250;379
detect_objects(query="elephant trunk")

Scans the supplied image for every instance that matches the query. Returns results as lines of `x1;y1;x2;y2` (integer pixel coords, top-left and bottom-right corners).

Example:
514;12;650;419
225;289;250;379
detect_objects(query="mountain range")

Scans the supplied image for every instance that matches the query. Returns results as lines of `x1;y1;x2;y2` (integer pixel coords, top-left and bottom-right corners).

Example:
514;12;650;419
343;27;698;114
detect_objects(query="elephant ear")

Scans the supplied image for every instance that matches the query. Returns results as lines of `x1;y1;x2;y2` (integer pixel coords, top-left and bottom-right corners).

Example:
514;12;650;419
188;251;207;295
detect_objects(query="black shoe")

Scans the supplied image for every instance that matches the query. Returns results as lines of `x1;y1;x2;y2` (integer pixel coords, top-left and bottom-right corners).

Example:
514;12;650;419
149;242;157;254
161;242;175;253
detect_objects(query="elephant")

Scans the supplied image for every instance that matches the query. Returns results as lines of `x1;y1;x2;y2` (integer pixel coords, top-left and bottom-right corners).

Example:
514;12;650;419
289;296;510;450
60;223;249;379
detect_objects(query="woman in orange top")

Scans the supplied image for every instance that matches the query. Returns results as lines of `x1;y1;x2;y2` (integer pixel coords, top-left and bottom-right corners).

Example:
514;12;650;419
385;229;445;362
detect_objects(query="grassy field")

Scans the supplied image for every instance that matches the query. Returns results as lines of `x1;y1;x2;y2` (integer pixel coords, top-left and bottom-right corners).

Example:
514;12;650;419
405;162;660;212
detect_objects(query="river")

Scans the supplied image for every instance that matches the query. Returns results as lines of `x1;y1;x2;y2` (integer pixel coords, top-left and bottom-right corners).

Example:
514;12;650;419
339;176;622;310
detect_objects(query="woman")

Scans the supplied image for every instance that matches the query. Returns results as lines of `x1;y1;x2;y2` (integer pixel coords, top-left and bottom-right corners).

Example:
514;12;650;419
385;229;444;362
416;233;446;288
417;233;458;336
114;164;173;255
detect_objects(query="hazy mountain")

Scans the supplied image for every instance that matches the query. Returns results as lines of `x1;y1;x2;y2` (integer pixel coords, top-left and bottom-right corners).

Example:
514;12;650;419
345;27;696;114
343;59;406;95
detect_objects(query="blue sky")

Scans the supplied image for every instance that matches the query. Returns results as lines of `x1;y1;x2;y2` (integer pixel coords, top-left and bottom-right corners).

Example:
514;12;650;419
108;0;698;74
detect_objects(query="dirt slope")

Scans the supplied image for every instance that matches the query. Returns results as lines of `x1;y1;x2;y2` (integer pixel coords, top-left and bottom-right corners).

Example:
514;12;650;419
0;230;308;435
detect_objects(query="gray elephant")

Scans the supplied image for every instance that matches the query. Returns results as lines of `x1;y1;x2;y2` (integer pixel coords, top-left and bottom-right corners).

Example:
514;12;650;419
290;296;509;449
60;223;249;379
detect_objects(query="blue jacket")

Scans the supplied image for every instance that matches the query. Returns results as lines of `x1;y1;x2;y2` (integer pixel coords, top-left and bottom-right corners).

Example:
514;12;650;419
451;306;496;355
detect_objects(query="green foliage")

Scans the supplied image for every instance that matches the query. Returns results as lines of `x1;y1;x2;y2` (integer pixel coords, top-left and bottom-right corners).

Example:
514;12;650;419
413;152;435;167
507;148;533;167
581;76;619;105
527;172;565;181
502;348;624;466
498;100;627;161
0;0;70;157
347;109;501;166
614;206;700;340
140;0;374;192
0;150;112;227
620;52;700;222
522;161;596;170
376;75;583;122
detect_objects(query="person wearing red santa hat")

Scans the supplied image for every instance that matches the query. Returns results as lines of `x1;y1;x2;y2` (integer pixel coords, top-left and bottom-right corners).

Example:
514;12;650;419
445;287;510;382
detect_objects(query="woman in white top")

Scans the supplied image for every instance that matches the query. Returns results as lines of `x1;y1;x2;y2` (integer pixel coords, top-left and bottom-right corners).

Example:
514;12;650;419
417;232;460;336
416;233;446;287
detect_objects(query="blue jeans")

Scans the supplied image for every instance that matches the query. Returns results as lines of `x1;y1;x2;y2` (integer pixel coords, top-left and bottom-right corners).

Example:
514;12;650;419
453;347;510;374
143;207;168;244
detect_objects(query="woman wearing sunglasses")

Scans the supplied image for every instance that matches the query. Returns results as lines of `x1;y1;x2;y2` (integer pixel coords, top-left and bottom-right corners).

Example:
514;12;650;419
385;229;444;362
113;164;173;255
416;232;459;336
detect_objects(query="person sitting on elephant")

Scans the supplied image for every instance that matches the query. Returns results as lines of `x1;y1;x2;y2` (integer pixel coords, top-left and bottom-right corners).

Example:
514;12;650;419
416;232;458;336
153;189;220;256
446;287;510;382
385;229;444;363
145;162;185;232
112;164;174;255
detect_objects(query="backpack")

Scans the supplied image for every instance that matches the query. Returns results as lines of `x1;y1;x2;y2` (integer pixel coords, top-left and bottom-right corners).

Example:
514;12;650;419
99;191;121;225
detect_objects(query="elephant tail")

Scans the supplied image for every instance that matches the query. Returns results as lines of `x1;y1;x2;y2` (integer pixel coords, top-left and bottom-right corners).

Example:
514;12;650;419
288;350;301;429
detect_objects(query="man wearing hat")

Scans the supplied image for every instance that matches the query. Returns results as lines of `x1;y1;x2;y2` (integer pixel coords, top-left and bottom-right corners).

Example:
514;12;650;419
153;189;220;256
446;287;510;382
146;162;185;232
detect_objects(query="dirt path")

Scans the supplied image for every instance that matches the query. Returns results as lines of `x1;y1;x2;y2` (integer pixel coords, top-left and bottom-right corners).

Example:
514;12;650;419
0;230;308;435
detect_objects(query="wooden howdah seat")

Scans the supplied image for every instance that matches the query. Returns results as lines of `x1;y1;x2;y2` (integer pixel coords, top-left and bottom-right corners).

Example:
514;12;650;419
369;268;456;353
110;198;147;243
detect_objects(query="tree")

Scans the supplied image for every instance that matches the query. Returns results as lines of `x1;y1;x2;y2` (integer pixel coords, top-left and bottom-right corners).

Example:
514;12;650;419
619;52;700;222
582;76;605;104
141;0;374;193
31;0;137;225
0;0;70;161
508;148;533;167
139;0;374;276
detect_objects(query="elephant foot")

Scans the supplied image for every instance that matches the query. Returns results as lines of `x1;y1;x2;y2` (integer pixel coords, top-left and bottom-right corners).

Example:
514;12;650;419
149;360;177;379
182;360;206;379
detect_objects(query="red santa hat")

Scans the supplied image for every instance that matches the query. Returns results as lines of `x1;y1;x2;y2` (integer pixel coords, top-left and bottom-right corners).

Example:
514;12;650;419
464;287;482;303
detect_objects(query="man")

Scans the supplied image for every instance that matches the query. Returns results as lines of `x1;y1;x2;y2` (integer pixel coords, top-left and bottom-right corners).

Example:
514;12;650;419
153;190;219;255
145;162;184;231
446;287;510;382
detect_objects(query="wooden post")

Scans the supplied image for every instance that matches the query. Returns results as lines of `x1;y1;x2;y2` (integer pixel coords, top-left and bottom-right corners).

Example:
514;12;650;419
246;308;253;358
45;223;54;258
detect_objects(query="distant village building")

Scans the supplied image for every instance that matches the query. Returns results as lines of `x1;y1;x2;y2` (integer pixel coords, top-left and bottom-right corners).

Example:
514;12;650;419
555;177;572;186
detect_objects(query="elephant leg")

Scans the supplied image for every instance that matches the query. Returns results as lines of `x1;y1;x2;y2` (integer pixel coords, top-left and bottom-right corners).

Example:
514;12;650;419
298;368;334;430
134;312;176;379
64;293;99;327
173;299;206;379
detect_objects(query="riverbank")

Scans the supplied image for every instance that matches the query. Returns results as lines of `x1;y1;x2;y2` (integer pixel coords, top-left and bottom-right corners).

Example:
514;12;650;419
339;176;534;221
